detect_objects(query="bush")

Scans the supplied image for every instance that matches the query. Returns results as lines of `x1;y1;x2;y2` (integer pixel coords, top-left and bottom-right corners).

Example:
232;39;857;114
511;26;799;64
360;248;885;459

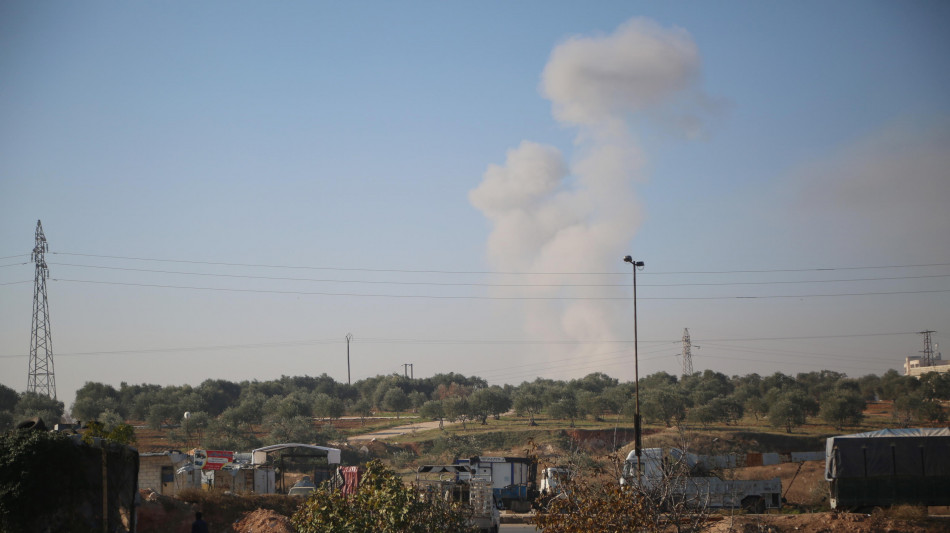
292;459;476;533
0;430;86;533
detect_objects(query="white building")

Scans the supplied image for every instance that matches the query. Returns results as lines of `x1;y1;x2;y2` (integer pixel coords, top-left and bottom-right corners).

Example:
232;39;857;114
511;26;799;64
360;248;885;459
904;355;950;377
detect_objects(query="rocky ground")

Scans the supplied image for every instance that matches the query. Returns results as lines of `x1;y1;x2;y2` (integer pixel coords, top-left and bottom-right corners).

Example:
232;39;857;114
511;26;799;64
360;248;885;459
704;511;950;533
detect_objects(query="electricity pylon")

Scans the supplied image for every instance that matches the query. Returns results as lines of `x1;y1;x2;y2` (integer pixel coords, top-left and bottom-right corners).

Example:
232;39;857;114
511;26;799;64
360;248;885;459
682;328;694;377
27;220;56;399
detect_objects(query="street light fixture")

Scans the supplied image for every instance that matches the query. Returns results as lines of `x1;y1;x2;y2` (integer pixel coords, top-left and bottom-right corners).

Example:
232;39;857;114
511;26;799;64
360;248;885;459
623;255;645;478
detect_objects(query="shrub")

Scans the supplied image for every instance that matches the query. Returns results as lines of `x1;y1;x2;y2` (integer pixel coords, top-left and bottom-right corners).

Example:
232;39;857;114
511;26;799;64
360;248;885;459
292;459;476;533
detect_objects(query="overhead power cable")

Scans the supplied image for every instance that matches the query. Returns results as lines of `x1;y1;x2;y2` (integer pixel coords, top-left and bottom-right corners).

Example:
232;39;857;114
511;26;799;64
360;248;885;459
0;331;916;359
46;261;950;288
49;278;950;300
50;251;950;276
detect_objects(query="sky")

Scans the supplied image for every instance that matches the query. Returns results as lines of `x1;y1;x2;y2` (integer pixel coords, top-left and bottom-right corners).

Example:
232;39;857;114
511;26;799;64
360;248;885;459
1;1;948;410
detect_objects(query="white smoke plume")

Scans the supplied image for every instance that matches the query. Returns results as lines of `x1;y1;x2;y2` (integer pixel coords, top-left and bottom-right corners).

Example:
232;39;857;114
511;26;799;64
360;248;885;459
470;18;712;367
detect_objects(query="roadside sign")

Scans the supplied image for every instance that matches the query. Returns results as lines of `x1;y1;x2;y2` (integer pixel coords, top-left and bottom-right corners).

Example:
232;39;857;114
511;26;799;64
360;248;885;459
193;449;234;470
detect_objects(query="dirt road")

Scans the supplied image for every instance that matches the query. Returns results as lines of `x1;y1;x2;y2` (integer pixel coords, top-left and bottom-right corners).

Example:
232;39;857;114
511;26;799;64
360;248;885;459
347;418;446;442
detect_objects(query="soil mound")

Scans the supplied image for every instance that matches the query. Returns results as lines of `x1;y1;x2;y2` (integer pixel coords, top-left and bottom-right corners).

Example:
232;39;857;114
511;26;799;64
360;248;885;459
233;508;295;533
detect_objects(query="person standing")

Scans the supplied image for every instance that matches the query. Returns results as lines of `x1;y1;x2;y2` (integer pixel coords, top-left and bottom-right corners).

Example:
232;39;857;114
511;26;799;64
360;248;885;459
192;511;209;533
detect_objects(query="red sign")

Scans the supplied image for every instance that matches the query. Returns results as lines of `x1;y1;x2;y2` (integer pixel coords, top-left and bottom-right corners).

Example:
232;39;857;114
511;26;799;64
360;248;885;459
194;449;234;470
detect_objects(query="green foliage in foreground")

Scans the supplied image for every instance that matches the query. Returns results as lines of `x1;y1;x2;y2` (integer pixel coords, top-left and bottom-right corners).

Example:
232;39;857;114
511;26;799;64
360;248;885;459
0;430;85;533
292;459;477;533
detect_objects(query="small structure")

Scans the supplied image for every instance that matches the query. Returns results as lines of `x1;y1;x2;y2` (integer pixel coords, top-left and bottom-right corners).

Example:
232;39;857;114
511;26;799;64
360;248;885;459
139;450;191;496
251;443;341;493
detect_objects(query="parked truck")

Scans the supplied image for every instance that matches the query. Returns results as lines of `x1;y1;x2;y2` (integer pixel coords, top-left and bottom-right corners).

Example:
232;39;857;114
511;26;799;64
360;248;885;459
620;448;782;513
535;466;572;510
456;456;538;512
825;427;950;510
415;464;501;533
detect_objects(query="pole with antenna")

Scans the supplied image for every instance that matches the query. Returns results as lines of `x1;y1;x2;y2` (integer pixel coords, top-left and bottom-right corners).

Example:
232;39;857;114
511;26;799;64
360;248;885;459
346;333;353;385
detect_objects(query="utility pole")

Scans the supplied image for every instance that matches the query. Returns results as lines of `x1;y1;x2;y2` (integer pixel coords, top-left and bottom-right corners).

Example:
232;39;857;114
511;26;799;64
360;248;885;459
28;220;56;399
623;255;644;479
682;328;694;377
919;330;937;367
346;333;353;385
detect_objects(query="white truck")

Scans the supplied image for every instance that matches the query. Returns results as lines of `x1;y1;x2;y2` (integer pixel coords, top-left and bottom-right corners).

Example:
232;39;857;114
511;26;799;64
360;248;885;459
540;466;571;496
620;448;781;513
415;464;501;533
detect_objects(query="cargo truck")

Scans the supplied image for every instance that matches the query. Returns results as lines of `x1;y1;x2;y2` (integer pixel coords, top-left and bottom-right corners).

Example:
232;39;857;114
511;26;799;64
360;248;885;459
825;427;950;510
456;456;538;512
415;464;501;533
621;448;781;513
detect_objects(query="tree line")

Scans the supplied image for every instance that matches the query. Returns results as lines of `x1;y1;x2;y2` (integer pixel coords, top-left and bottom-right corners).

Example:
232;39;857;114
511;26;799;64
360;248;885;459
1;368;948;449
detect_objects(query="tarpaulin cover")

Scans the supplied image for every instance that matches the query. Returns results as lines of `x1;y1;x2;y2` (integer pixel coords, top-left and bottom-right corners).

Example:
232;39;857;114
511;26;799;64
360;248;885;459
341;466;361;496
825;427;950;480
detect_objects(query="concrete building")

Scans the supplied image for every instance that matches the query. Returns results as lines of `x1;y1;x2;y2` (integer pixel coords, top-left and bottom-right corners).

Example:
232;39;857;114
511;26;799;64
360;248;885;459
904;355;950;377
138;451;195;496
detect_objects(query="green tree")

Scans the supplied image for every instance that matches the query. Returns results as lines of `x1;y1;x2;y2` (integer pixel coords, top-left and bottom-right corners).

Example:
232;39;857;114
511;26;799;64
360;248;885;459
292;460;476;533
181;411;211;446
408;391;429;412
640;386;687;427
353;398;373;426
71;381;122;421
81;420;137;446
819;390;866;430
382;388;410;419
0;385;18;432
744;396;768;422
263;414;320;445
469;386;510;422
313;393;345;424
513;389;544;426
548;394;580;428
419;400;446;429
918;371;950;400
768;394;807;433
894;392;947;426
443;396;472;430
14;392;64;428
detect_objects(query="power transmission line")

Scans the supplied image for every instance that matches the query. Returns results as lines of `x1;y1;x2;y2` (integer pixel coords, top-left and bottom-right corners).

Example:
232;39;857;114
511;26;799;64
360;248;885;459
46;277;950;300
27;220;56;400
43;261;950;287
0;330;921;359
45;251;950;276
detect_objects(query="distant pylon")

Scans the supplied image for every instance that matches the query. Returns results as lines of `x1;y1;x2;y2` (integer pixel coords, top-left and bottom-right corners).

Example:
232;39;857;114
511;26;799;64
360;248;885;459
27;220;56;399
682;328;694;377
919;330;937;367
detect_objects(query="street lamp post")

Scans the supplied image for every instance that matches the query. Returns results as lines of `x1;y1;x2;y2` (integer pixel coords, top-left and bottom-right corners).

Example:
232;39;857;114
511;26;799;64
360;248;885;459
623;255;645;479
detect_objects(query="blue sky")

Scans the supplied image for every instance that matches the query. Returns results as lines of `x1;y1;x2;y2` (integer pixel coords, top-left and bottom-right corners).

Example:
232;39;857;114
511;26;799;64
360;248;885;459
1;1;948;409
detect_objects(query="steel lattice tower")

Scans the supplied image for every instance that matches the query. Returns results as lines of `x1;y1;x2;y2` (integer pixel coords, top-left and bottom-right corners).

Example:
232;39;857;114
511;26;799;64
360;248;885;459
919;330;937;367
681;328;694;377
27;220;56;399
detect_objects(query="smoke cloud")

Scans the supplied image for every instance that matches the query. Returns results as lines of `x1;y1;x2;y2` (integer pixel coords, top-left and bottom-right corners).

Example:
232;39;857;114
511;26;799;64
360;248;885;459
470;18;711;368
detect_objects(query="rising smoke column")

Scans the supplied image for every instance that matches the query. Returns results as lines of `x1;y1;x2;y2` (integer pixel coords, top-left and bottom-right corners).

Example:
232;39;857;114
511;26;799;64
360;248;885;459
469;18;713;364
